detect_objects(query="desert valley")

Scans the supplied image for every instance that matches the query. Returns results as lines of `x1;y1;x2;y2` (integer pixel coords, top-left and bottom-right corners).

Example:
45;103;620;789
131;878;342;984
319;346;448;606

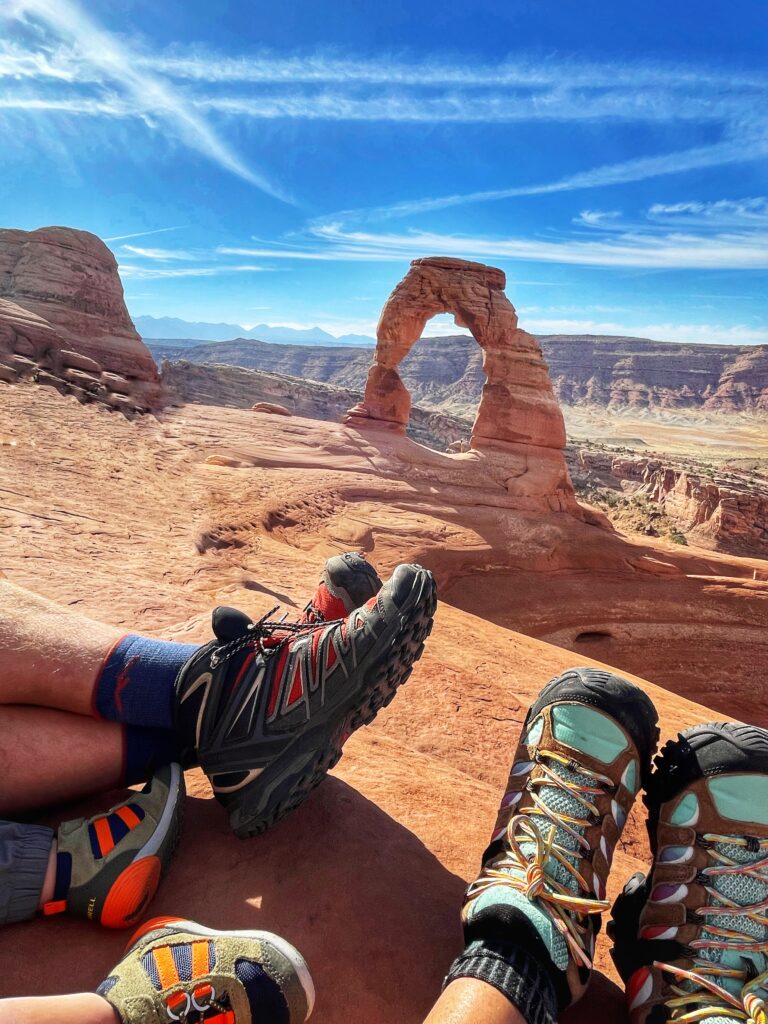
0;225;766;1019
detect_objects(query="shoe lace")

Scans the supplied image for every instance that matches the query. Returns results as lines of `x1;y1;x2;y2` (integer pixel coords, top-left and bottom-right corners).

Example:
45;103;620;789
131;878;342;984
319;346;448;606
209;605;344;668
463;749;615;968
655;834;768;1023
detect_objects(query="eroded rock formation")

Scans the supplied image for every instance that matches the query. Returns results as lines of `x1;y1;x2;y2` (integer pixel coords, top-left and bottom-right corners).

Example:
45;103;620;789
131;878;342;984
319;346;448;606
346;257;565;447
0;226;162;411
345;257;575;511
575;450;768;555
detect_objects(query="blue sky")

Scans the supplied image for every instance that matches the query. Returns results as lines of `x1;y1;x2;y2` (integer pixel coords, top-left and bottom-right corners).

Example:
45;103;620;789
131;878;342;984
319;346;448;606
2;0;767;344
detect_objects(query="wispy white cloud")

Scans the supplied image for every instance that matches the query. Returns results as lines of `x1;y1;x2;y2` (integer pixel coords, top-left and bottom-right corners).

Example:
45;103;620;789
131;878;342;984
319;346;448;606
195;88;752;124
323;139;768;224
4;33;766;131
573;209;622;227
216;244;404;262
4;24;766;219
120;245;199;261
6;0;286;197
118;263;274;279
4;83;754;127
8;46;766;91
104;226;184;242
228;222;768;271
647;196;768;227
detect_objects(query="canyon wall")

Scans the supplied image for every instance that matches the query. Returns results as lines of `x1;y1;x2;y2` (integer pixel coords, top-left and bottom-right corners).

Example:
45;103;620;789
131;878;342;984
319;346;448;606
574;450;768;555
0;226;162;411
146;334;768;416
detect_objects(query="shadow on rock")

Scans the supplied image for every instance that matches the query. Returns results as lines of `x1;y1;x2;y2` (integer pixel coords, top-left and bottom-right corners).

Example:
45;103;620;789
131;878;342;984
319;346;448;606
1;776;468;1023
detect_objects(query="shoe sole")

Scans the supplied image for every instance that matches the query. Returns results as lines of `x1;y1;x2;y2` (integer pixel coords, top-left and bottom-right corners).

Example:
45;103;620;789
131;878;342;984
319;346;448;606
137;762;186;875
229;567;437;838
528;666;660;787
128;916;315;1020
323;553;382;608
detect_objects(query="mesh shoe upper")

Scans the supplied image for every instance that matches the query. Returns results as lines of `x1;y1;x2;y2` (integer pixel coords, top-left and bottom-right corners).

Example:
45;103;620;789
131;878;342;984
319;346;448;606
173;563;435;836
463;668;658;1011
611;723;768;1024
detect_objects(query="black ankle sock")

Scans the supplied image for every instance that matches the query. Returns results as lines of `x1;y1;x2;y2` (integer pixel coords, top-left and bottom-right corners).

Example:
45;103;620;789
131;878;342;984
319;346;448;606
444;937;558;1024
123;725;187;785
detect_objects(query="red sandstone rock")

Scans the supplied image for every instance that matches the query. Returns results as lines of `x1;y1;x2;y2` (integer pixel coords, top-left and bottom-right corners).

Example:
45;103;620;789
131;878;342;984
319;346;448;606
0;226;162;410
1;382;767;1019
348;257;566;448
575;450;768;556
252;400;292;415
345;257;576;512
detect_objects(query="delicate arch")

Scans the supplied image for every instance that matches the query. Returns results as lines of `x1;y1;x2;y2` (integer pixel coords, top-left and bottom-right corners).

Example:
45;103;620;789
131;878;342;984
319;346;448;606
345;257;566;452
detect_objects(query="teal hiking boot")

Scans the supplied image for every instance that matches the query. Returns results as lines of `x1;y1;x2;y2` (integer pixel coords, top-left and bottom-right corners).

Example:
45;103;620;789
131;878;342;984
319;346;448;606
463;667;659;1012
609;722;768;1023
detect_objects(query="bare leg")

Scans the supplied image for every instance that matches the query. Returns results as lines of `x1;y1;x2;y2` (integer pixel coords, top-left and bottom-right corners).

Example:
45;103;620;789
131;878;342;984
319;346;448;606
0;581;122;715
0;994;118;1024
0;706;123;814
424;979;530;1024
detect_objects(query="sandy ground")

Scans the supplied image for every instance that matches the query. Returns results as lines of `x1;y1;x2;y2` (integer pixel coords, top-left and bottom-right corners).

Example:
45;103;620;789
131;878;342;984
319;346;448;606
1;381;766;1022
564;405;768;459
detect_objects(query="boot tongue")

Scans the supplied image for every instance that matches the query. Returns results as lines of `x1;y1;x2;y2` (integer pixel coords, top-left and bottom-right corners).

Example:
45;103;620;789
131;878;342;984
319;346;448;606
211;606;253;642
518;760;595;894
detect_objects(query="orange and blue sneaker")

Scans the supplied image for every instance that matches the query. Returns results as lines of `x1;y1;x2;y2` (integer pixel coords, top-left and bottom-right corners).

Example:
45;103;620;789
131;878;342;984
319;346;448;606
43;763;185;928
461;668;659;1016
299;552;382;624
174;562;436;838
610;722;768;1023
97;916;314;1023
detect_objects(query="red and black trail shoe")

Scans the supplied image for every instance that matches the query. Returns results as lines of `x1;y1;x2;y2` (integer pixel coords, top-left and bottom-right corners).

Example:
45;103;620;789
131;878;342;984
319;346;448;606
299;552;382;624
174;563;436;837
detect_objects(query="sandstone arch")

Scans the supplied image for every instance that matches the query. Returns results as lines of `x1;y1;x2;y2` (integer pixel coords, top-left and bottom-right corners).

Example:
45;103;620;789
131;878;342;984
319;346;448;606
345;256;567;453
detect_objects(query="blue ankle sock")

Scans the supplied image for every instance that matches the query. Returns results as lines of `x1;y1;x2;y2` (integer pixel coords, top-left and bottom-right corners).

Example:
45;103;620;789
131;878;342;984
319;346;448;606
94;634;198;730
123;725;189;785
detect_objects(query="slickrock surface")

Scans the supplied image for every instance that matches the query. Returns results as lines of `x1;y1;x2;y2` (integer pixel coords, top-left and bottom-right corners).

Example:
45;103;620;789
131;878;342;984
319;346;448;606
345;257;575;513
146;333;768;417
0;226;161;411
1;382;767;1021
162;358;470;451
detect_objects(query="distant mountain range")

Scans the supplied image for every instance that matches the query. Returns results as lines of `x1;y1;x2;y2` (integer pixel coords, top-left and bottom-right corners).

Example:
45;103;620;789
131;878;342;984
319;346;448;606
133;315;375;347
147;333;768;415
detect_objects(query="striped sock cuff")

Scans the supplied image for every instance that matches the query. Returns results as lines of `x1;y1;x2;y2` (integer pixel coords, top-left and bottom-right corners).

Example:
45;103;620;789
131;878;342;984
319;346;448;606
444;938;558;1024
